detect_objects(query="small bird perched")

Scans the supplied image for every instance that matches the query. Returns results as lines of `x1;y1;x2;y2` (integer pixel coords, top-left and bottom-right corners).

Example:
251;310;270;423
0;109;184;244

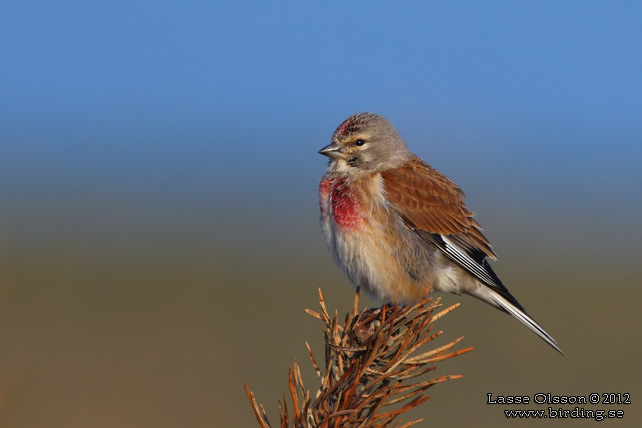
318;112;562;354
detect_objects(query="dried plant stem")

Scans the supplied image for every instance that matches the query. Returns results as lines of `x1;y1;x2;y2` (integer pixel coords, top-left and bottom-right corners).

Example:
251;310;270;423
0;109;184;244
246;288;472;427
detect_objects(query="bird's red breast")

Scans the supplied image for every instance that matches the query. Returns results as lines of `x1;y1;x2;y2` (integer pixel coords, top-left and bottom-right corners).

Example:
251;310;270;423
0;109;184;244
319;178;365;231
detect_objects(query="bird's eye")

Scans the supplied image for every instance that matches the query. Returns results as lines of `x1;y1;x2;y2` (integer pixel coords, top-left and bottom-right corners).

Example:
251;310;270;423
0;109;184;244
355;139;366;147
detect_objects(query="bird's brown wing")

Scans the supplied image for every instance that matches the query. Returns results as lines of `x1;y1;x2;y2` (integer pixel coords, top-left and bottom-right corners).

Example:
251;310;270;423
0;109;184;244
382;156;528;311
381;155;496;260
382;157;561;352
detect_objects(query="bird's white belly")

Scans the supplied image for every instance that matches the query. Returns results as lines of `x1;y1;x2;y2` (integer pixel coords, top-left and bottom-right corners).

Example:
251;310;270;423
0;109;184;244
330;223;397;301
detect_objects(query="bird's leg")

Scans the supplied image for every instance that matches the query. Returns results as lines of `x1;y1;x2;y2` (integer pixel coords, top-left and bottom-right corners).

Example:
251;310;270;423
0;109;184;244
422;282;432;298
352;301;398;344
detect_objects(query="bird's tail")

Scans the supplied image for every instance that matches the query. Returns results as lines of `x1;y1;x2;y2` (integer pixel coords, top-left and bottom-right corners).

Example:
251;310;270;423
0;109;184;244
483;289;564;355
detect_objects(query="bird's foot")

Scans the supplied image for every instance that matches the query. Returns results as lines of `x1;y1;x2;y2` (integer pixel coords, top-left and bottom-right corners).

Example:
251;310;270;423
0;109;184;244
352;304;396;344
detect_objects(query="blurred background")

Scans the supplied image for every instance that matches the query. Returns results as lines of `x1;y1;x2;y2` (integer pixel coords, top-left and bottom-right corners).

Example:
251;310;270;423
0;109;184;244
1;1;641;426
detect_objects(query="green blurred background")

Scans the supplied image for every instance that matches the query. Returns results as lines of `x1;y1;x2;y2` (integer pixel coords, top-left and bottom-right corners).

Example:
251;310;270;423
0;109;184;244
1;1;641;427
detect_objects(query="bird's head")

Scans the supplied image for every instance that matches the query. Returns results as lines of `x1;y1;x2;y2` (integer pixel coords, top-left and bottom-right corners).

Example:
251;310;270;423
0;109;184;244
319;113;411;175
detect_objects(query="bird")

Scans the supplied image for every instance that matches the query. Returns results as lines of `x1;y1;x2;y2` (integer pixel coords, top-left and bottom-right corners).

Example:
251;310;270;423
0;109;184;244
318;112;562;354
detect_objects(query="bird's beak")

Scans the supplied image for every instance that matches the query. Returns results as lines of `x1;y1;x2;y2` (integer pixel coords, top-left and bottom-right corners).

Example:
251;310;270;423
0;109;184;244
318;141;345;160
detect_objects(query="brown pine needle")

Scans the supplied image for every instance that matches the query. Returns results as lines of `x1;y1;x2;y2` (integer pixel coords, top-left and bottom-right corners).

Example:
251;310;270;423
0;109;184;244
305;308;325;322
429;302;460;323
404;336;466;364
306;342;323;380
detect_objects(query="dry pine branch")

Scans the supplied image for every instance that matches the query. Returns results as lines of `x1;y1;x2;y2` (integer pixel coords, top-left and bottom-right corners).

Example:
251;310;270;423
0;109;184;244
245;288;473;427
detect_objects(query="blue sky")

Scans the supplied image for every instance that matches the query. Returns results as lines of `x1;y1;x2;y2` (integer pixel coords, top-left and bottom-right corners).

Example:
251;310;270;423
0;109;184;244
2;1;641;222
